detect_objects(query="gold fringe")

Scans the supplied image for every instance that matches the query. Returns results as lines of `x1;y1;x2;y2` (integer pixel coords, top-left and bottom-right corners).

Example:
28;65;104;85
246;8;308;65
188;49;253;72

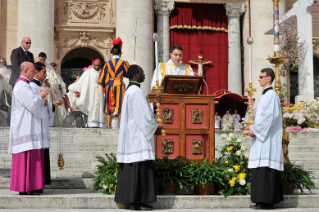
170;25;228;32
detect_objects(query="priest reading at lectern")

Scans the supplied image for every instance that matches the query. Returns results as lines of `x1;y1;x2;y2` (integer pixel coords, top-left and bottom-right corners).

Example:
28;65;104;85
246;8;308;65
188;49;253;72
151;45;194;88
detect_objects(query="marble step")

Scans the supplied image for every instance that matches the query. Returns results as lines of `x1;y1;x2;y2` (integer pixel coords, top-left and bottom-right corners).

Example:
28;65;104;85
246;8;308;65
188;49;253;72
0;189;318;209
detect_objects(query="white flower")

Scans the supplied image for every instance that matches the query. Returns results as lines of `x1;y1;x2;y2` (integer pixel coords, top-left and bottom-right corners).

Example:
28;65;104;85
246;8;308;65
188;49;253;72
103;185;108;190
239;179;246;185
244;153;249;159
236;138;242;143
236;150;241;156
229;133;235;138
221;134;227;139
241;146;247;151
227;168;234;173
226;137;232;142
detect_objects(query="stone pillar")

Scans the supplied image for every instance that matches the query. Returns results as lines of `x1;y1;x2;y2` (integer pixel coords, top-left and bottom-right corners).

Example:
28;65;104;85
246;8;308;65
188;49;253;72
295;2;315;102
154;0;175;62
225;3;246;94
17;0;54;62
116;0;153;94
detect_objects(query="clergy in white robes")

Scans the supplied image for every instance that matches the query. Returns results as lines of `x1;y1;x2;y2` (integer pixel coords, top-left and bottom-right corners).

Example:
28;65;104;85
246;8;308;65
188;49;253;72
214;112;221;130
9;61;51;195
221;111;233;130
66;76;80;108
75;59;107;128
248;68;283;209
151;45;194;88
232;110;241;128
115;65;162;210
0;65;11;126
30;62;64;186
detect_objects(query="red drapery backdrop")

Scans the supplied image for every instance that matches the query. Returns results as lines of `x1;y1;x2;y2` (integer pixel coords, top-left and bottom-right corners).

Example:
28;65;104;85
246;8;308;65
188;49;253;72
170;4;228;94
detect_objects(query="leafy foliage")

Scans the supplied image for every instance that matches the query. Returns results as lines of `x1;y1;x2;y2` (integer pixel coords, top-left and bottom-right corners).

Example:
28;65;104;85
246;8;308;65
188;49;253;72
282;163;315;193
93;153;118;194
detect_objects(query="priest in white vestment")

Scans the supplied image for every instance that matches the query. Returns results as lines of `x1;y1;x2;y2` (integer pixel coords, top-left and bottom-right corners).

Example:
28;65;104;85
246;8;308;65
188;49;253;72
66;75;80;108
0;65;11;126
214;111;221;130
115;65;162;210
9;62;51;195
75;59;107;128
248;68;283;209
151;45;194;88
221;111;233;130
232;110;241;128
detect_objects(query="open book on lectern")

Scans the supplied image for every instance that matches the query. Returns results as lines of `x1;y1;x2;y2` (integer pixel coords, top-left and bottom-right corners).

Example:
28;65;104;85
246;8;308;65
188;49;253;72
162;75;204;94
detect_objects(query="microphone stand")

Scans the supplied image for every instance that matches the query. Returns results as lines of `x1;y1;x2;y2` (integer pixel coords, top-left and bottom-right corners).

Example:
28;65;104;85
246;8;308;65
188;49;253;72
189;70;209;94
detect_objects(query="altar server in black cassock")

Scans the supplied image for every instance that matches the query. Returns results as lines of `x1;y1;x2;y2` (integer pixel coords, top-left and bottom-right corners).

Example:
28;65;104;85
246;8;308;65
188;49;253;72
248;68;284;210
30;62;63;187
115;65;163;211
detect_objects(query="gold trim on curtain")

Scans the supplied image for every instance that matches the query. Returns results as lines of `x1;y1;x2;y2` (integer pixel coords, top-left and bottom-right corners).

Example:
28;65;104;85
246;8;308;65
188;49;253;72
170;25;228;33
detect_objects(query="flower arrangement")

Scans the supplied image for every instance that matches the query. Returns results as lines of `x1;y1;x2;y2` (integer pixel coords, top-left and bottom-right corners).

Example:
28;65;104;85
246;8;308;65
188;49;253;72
283;99;319;129
214;133;251;197
93;153;118;194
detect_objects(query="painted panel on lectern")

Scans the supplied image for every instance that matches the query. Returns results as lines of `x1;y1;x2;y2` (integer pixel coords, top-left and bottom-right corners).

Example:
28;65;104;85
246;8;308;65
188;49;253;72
160;104;179;128
185;105;208;129
185;135;209;160
156;135;179;159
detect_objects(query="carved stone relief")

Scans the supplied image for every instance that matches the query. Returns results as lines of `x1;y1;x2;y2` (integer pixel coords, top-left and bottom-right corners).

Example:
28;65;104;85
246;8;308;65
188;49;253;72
192;139;202;155
162;139;174;154
56;32;113;59
63;2;106;20
162;108;174;124
192;109;203;124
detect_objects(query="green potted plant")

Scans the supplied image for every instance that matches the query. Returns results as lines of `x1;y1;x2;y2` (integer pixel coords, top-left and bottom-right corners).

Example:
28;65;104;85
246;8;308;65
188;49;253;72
191;159;224;195
154;157;186;194
281;162;315;194
93;153;119;195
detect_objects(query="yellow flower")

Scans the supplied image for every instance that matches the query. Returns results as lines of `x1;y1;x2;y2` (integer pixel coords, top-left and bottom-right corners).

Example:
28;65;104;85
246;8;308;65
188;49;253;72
231;177;237;181
225;160;228;164
233;165;240;172
109;184;114;188
226;146;234;152
238;173;246;179
228;180;235;187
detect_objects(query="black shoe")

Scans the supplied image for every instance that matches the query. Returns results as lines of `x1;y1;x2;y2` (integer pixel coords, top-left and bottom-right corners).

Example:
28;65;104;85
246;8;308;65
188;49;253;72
254;203;274;210
19;192;28;195
29;190;41;195
140;204;153;211
249;203;260;209
129;204;141;210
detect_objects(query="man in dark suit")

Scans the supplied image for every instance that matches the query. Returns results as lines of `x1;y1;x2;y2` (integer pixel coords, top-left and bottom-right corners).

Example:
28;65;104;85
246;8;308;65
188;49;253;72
10;37;34;87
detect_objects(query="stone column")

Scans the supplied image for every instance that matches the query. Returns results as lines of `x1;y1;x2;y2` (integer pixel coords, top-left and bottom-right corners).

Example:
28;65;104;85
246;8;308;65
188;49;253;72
225;3;246;94
154;0;175;62
17;0;54;62
116;0;153;94
295;1;315;102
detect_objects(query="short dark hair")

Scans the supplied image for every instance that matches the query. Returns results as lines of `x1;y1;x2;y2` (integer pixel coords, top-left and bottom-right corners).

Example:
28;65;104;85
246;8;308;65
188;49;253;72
50;62;57;67
34;62;46;71
261;68;275;83
0;57;7;66
170;45;183;53
38;52;47;58
111;46;121;55
127;65;140;80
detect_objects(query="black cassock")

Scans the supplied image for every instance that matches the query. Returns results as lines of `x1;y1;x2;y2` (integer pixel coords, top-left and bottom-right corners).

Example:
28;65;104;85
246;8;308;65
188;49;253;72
115;160;156;204
251;167;283;205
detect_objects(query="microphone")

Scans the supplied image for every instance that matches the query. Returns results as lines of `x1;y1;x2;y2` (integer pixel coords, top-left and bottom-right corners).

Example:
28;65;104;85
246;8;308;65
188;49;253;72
189;69;209;94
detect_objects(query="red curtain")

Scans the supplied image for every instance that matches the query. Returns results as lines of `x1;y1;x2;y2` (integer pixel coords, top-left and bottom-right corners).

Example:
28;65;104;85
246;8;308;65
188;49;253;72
170;4;228;94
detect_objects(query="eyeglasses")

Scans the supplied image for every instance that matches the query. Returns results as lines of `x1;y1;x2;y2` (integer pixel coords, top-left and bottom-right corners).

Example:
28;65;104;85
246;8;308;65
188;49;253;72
259;76;269;79
26;42;31;45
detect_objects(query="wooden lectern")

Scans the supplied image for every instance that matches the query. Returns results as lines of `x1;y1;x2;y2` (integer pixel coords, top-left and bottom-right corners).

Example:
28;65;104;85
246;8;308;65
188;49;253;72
149;75;215;163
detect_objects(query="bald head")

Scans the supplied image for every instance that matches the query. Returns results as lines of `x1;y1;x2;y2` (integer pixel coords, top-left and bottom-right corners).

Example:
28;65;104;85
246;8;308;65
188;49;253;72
21;37;32;50
20;62;35;80
34;57;41;63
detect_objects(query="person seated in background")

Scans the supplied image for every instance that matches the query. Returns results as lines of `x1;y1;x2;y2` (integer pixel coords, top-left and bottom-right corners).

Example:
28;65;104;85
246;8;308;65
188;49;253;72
222;111;233;130
232;110;241;129
214;111;221;130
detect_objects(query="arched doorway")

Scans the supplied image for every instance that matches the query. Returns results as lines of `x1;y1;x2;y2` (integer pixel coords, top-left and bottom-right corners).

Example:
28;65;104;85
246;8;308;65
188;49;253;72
61;47;105;89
